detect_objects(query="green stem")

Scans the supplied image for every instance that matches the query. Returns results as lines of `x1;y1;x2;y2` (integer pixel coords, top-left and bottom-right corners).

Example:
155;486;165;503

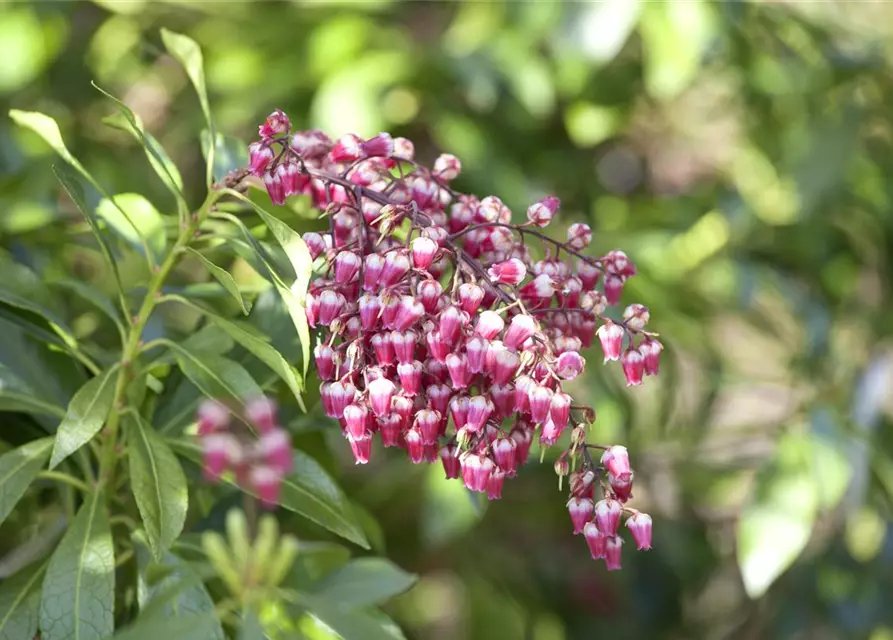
98;189;222;490
38;471;92;494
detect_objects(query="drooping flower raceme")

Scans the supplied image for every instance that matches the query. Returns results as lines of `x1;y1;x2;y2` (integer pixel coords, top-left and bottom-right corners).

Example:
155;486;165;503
241;110;659;569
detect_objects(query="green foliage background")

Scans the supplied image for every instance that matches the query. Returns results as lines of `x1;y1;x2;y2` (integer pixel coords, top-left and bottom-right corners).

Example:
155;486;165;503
3;1;893;638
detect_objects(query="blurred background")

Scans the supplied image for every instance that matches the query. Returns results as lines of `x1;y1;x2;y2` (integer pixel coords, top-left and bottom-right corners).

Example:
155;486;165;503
3;1;893;639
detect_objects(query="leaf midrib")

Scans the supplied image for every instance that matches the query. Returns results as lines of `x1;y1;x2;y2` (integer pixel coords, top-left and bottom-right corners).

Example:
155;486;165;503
135;419;165;551
74;493;100;640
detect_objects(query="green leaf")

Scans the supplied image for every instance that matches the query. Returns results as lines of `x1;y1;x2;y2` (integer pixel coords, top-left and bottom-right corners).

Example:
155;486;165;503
179;325;235;358
170;441;369;548
160;29;215;187
111;615;219;640
50;279;125;341
185;249;250;315
737;432;819;599
200;130;249;184
50;367;117;469
93;82;187;215
296;594;398;640
133;533;224;640
0;390;66;418
310;559;417;609
0;438;54;527
39;489;115;640
285;542;351;588
52;165;126;307
0;561;46;640
237;609;265;640
167;342;263;403
96;193;167;265
0;253;76;348
166;294;303;407
129;414;188;559
222;192;313;375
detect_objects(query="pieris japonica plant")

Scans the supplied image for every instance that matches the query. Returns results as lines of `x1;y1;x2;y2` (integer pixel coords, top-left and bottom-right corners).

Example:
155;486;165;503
1;28;657;640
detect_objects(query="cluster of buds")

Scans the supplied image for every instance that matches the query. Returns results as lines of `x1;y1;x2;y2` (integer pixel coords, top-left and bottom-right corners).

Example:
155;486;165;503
245;110;661;566
197;396;293;508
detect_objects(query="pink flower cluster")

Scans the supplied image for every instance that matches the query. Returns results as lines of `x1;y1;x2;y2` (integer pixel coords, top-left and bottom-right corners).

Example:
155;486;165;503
197;396;293;508
244;110;659;566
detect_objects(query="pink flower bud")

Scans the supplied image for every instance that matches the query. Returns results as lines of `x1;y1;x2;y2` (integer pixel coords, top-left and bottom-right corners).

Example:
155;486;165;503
488;258;527;285
466;395;493;432
303;232;328;260
423;329;448;363
410;236;438;270
626;512;652;550
457;283;485;315
201;433;240;481
360;132;394;158
258;428;293;475
380;251;411;287
197;400;230;435
426;384;451;415
556;351;585;380
519;274;556;303
621;347;645;386
250;465;283;509
579;262;600;289
392;395;414;428
282;163;302;198
490;383;515;419
246;397;277;434
566;223;592;250
405;427;425;464
568;497;594;535
449;395;469;430
465;335;488;374
446;353;470;388
528;385;554;424
314;344;337;381
393;137;414;160
433;153;462;181
609;472;633;503
622;304;650;332
583;522;607;559
330;133;363;163
353;293;378;331
397;360;423;395
594;499;622;537
417;279;443;313
367;377;396;417
318;290;346;326
348;431;373;464
414;408;442;445
474;310;504;340
390;330;416;364
394;296;424;331
366;333;392;367
291;129;332;158
258;109;290;138
539;417;565;446
604;535;623;571
439;444;460;479
504;314;536;350
264;169;286;206
604;275;624;305
379;294;401;329
334;251;361;284
570;469;596;500
363;254;385;291
526;196;559;227
596;320;624;362
378;414;402;447
638;338;663;376
601;445;631;481
343;403;369;440
513;375;534;414
492;349;521;385
248;142;274;176
461;452;494;492
510;422;533;466
436;306;462;344
550;391;571;430
328;381;357;419
492;436;517;475
487;467;505;500
476;196;510;224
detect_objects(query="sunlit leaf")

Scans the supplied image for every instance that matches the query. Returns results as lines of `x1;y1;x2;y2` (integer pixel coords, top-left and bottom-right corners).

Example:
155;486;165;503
95;193;167;265
49;367;117;469
168;343;263;404
129;414;188;559
39;489;115;640
185;248;250;315
293;594;398;640
0;438;53;527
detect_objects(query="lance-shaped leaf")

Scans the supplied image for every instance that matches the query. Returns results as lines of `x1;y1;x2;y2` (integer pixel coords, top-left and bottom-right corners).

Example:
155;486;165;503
129;415;188;559
0;438;53;527
0;561;47;640
49;367;117;469
165;294;303;407
309;559;418;609
169;440;369;548
0;254;77;348
39;489;115;640
8;110;159;268
291;594;400;640
133;532;224;640
96;193;167;266
93;82;187;216
160;29;215;187
185;248;249;315
166;342;263;403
